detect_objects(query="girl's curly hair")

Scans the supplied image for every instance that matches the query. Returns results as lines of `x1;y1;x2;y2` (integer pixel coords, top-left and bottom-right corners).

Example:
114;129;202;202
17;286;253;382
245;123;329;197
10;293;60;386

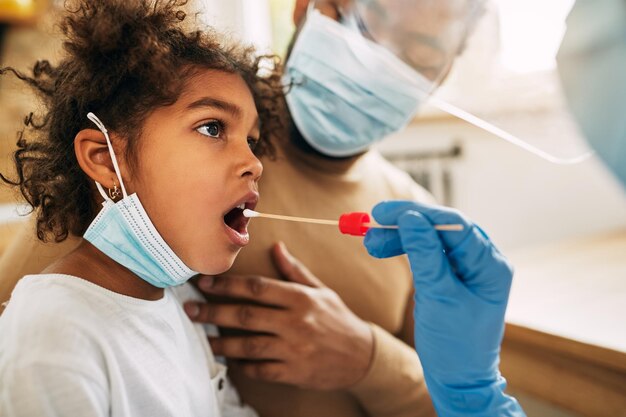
0;0;285;243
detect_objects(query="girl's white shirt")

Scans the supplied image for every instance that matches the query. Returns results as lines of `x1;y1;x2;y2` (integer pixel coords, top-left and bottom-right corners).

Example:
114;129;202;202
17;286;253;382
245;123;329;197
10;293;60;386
0;274;257;417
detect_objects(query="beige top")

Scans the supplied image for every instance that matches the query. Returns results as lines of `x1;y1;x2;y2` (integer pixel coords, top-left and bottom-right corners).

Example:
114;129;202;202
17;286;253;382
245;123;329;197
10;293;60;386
0;141;436;417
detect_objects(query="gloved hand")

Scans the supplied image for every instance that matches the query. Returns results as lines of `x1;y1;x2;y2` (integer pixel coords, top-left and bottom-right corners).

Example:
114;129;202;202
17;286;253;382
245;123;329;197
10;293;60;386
364;201;525;417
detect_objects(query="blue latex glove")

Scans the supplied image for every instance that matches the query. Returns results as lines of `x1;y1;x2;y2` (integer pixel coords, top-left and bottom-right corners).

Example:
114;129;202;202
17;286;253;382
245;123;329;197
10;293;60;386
364;201;525;417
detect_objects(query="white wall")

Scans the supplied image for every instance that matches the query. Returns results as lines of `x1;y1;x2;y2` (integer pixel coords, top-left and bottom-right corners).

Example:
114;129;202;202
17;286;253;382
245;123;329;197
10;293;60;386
195;0;273;50
376;114;626;251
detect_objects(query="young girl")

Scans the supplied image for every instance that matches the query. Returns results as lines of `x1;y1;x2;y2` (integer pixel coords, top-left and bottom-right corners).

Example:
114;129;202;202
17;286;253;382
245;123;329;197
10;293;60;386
0;1;283;415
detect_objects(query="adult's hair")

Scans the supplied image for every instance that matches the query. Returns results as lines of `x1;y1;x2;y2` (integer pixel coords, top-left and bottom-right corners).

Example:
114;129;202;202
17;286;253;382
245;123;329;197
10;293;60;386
0;0;284;242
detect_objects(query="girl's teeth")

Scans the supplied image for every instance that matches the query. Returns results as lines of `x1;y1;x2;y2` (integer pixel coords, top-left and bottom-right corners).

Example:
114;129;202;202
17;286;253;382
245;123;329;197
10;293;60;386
237;203;245;210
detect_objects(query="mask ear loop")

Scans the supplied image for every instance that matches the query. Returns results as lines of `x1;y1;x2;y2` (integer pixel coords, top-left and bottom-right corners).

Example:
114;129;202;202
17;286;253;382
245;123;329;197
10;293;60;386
86;112;129;202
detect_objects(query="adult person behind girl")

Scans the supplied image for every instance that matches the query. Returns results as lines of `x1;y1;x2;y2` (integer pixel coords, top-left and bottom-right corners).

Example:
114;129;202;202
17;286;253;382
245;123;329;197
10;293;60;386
0;0;283;415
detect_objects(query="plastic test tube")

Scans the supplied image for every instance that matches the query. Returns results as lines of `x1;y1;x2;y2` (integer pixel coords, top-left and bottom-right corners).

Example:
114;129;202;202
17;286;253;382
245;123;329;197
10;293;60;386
243;209;464;237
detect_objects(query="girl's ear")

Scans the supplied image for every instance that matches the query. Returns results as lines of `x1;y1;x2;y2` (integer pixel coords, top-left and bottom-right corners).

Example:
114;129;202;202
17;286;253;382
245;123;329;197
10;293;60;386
74;128;121;189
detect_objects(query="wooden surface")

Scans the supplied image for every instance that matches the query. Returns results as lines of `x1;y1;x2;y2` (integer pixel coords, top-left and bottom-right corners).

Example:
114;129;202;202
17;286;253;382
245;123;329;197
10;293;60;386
501;324;626;417
502;231;626;417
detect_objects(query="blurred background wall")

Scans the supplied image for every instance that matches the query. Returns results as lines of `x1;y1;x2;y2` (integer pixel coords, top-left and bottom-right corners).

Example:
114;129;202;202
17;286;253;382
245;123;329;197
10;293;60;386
0;0;63;247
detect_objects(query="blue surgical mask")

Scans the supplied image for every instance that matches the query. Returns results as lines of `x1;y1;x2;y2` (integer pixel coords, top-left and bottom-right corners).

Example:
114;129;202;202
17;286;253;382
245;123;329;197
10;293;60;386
284;8;434;158
557;0;626;186
82;113;197;288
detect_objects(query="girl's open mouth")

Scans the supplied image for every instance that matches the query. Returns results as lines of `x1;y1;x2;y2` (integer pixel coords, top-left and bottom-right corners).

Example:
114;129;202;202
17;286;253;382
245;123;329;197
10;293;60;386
222;194;258;246
224;203;249;235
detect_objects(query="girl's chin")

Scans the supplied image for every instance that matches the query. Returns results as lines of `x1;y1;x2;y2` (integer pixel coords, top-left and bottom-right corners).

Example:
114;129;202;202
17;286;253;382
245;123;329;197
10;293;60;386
189;252;239;277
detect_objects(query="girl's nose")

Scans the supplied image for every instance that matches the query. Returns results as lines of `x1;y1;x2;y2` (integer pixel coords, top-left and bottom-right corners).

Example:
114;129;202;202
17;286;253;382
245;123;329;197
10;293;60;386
238;146;263;181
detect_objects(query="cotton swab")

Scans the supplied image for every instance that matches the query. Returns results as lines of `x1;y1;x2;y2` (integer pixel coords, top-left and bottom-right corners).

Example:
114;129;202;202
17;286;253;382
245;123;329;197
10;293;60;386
243;209;464;237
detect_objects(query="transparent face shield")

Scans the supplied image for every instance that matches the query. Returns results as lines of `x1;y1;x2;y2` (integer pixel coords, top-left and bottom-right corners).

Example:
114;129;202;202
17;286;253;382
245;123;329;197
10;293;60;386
321;0;594;165
344;0;483;84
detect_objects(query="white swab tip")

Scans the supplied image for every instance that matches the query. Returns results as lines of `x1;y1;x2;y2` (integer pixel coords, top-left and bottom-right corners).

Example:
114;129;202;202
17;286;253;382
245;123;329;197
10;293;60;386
243;209;260;218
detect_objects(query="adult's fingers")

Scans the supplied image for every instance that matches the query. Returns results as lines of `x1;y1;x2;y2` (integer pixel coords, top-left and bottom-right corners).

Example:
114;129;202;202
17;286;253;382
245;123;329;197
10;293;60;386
209;335;289;361
444;225;514;304
396;211;457;294
363;228;404;259
371;200;473;250
396;210;512;304
183;302;288;333
195;274;307;308
382;202;513;303
237;361;293;385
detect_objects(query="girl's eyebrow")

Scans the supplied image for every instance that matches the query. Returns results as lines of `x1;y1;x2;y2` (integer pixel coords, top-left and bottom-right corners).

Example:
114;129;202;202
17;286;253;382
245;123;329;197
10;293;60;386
186;97;242;118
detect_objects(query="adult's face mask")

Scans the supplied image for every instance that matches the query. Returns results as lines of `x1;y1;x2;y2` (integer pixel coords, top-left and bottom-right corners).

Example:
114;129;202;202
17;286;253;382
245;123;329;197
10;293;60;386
82;113;197;288
557;0;626;186
284;8;435;158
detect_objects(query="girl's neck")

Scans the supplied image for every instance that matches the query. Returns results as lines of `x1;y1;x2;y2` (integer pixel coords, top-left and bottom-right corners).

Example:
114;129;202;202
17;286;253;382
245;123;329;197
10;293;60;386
43;239;165;301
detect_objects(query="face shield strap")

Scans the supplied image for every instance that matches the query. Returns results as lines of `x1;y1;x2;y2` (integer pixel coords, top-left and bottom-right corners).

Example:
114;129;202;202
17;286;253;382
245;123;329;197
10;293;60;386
86;112;129;202
428;96;594;165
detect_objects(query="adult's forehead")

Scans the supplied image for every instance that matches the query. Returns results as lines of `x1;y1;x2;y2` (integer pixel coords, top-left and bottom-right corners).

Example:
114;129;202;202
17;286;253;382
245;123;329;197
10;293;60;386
295;0;475;29
358;0;474;35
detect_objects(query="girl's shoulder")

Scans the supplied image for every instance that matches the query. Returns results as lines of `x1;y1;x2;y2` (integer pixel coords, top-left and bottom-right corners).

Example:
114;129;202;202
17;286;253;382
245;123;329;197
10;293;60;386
6;273;131;315
4;274;104;321
0;274;112;373
4;273;175;324
1;274;110;337
0;274;171;353
0;274;113;410
0;274;180;371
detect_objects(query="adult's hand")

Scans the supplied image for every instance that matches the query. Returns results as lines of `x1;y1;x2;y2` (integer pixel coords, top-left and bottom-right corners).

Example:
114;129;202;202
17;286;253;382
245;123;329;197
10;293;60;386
364;201;525;417
184;242;374;390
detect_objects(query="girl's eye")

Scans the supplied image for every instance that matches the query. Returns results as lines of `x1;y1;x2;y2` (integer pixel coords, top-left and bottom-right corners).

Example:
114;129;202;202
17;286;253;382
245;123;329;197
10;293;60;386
196;121;222;138
248;137;260;151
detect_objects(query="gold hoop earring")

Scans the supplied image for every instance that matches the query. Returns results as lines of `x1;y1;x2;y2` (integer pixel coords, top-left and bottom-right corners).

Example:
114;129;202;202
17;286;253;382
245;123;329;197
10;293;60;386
108;181;121;200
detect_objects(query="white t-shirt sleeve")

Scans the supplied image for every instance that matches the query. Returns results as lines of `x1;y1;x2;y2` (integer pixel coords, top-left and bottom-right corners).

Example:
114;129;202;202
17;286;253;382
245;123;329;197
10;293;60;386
0;277;110;417
1;361;108;417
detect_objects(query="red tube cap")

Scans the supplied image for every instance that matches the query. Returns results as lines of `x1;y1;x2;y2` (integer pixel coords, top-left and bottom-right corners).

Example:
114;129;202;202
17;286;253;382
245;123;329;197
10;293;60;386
339;212;371;236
